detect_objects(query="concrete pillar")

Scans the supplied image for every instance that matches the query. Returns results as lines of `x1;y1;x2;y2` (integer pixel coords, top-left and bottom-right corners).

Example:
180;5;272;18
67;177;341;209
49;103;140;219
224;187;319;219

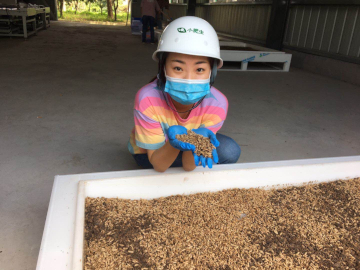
266;0;290;50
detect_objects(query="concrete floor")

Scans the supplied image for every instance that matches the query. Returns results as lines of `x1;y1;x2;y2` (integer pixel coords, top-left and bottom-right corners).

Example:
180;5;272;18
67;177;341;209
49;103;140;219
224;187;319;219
0;21;359;270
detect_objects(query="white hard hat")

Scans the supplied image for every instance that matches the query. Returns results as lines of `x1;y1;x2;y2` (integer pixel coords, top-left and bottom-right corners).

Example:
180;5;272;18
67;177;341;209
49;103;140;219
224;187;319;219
152;16;223;68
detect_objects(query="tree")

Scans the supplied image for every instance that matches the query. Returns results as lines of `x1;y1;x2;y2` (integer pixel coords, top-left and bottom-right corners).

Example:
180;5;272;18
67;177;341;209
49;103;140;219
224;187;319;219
87;0;95;12
74;0;79;14
58;0;64;18
112;0;123;21
96;0;106;15
112;0;119;21
64;0;79;14
106;0;113;19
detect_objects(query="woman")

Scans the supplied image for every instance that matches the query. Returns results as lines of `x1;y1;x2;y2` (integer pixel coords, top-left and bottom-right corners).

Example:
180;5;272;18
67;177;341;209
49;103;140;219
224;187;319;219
128;16;241;172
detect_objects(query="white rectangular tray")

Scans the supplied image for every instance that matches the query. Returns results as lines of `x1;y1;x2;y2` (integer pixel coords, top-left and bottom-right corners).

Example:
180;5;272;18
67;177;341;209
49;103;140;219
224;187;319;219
37;156;360;270
220;41;292;71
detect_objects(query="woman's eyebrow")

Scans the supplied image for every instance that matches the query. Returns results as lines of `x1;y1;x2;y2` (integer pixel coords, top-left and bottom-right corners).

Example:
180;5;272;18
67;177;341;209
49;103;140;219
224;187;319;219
171;60;185;64
195;61;208;65
171;60;208;64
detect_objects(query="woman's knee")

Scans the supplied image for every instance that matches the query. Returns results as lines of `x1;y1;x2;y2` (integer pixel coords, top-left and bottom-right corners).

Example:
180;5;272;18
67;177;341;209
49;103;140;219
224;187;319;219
216;134;241;164
226;140;241;163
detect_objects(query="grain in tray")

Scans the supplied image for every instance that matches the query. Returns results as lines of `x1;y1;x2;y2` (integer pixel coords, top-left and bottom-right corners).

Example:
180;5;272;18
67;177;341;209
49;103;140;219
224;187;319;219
84;178;360;269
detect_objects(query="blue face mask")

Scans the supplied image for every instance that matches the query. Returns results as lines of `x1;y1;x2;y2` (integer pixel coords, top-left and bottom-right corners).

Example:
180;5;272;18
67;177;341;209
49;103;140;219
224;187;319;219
164;71;211;105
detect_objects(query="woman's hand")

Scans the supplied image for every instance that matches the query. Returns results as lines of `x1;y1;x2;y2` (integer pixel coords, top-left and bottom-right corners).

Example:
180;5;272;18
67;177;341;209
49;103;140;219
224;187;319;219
192;128;220;169
168;125;196;152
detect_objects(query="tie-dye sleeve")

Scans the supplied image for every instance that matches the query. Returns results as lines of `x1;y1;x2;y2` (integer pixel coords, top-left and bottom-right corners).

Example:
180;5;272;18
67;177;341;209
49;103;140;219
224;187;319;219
134;108;166;150
133;85;167;151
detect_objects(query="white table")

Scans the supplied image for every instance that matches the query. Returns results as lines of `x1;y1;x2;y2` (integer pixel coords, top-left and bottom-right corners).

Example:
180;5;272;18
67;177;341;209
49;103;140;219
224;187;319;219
0;7;50;38
36;156;360;270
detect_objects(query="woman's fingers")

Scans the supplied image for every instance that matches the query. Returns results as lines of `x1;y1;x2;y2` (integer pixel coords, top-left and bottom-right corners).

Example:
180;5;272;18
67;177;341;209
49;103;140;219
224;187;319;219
168;125;187;140
200;155;206;168
177;140;195;151
193;152;200;166
206;157;213;169
181;142;195;151
168;132;176;140
212;149;219;164
193;153;215;168
210;133;220;148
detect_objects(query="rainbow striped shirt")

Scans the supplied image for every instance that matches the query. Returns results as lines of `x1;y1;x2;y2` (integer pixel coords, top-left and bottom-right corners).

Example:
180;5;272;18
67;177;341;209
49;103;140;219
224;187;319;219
128;80;228;154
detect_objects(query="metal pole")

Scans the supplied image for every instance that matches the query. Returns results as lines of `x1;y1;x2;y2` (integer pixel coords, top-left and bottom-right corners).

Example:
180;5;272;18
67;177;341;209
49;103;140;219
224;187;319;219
42;11;46;30
22;15;28;39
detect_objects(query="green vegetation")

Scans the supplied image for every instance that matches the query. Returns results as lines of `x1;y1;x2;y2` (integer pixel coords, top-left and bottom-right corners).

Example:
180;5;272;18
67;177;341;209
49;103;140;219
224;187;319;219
57;0;128;22
58;10;128;23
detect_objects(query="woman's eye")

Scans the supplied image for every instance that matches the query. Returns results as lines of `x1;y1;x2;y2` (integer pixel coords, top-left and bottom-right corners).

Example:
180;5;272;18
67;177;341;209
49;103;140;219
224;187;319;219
174;67;182;71
197;68;205;72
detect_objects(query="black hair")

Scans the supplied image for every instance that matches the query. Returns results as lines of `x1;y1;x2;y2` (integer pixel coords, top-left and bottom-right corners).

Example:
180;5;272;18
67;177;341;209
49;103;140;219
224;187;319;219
156;52;168;91
154;52;218;91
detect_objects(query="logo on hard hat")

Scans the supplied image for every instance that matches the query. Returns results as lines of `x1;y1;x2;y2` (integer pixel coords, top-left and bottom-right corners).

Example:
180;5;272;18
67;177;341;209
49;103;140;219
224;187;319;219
177;27;204;35
177;27;186;33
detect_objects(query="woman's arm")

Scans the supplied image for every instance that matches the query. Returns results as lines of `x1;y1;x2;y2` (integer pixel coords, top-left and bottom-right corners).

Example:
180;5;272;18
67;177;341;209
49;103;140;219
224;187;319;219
147;141;180;172
182;151;196;171
148;145;196;172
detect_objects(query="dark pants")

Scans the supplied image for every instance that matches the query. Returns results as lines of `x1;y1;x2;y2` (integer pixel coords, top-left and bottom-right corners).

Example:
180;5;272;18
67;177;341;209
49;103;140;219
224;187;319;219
132;133;241;169
142;15;155;43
